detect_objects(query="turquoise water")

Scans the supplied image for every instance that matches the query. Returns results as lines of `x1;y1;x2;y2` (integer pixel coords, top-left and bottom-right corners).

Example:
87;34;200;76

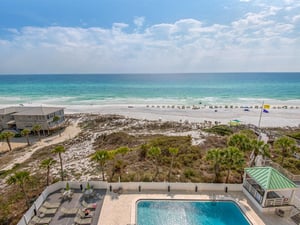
137;200;251;225
0;73;299;106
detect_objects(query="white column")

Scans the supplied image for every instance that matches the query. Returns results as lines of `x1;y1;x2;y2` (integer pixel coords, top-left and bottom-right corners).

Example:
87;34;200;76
262;190;268;207
290;190;295;204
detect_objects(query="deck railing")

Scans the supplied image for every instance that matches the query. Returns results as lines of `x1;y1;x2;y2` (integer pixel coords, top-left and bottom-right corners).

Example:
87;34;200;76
265;197;289;207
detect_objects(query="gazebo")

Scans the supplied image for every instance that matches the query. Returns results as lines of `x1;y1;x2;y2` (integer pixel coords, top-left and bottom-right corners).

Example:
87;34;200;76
243;167;298;212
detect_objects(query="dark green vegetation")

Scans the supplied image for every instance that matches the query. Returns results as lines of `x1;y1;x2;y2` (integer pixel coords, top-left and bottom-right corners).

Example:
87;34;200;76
0;115;299;225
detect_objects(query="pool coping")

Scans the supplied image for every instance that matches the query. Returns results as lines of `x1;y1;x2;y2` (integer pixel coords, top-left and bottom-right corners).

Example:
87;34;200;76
128;192;265;225
134;198;253;225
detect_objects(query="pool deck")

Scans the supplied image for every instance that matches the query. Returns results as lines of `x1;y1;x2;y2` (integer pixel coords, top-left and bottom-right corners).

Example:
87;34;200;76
98;190;297;225
30;189;106;225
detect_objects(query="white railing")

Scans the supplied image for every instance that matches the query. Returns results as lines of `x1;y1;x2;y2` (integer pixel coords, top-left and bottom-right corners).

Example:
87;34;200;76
265;198;289;207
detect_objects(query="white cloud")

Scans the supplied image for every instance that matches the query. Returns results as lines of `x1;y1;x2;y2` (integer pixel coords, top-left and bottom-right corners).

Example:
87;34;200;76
0;5;299;73
240;0;251;2
134;17;145;27
292;15;300;23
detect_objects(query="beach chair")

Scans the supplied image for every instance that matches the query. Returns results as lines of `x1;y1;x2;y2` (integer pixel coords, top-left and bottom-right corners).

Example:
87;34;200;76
43;201;60;209
62;190;73;200
81;200;97;210
74;216;92;225
39;206;57;215
113;187;123;194
77;209;94;218
29;216;52;225
60;206;79;216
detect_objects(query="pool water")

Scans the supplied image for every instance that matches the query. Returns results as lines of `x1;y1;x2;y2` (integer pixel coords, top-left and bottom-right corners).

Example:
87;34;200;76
137;200;251;225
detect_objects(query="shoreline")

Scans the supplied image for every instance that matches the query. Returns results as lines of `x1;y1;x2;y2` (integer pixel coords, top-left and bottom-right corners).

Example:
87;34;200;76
1;103;300;128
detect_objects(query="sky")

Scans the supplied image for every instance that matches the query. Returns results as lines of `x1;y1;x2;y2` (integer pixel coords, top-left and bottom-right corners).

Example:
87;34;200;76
0;0;300;74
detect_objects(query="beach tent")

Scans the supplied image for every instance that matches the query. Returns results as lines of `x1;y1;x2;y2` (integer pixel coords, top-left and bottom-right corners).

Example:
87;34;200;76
229;119;241;126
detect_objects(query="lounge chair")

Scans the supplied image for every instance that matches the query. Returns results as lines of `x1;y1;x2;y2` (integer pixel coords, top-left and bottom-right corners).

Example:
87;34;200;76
62;190;73;200
43;201;60;209
29;216;52;225
60;206;79;216
39;206;57;215
113;187;123;194
77;209;94;218
81;200;97;210
74;216;92;225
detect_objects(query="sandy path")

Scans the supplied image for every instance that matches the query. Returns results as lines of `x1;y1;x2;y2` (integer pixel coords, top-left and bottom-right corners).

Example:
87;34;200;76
1;118;81;171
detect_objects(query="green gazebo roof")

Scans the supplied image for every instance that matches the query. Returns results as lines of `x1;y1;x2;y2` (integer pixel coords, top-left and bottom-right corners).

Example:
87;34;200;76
244;167;297;190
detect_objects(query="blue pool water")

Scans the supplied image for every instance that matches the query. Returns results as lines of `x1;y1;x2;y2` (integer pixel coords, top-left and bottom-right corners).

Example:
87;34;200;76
137;200;251;225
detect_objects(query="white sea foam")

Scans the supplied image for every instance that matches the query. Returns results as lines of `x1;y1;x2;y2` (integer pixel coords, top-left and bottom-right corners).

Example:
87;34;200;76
1;95;300;108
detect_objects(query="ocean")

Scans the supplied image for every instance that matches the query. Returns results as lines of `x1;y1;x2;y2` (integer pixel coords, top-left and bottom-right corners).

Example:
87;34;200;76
0;73;299;107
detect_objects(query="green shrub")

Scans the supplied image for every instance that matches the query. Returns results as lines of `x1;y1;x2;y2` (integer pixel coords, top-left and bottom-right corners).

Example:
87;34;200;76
141;173;152;182
14;133;22;138
205;125;233;136
183;168;196;179
288;132;300;140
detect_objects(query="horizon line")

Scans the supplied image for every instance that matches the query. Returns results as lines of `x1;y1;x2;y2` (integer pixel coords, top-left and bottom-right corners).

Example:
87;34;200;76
0;72;300;76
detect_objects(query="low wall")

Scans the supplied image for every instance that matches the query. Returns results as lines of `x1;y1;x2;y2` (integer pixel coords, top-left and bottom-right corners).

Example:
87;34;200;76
18;181;242;225
108;182;242;192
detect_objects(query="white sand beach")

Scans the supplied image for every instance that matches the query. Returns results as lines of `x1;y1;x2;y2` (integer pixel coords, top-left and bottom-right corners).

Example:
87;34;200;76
63;104;300;128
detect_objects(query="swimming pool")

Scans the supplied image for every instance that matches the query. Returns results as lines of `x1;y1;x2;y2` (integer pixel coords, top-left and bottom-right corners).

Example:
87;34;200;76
137;200;251;225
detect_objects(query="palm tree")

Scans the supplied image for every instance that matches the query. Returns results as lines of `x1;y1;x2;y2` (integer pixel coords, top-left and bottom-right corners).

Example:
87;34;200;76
168;147;178;182
21;129;31;146
52;115;60;123
274;136;297;166
40;158;56;186
227;133;251;152
0;133;4;145
6;171;31;208
250;139;270;167
32;124;42;141
206;148;223;182
91;150;110;181
147;146;161;181
235;154;246;183
223;147;244;183
52;145;66;181
1;131;15;151
109;147;130;180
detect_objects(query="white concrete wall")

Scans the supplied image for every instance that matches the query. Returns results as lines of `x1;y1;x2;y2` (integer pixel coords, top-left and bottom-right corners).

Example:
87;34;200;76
107;182;242;192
